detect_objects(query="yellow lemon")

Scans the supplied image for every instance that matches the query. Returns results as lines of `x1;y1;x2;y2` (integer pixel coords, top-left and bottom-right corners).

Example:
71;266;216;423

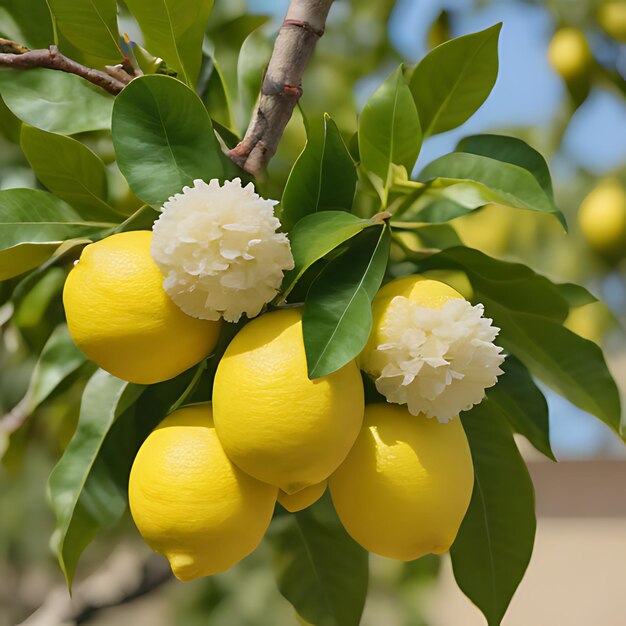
547;27;593;81
128;403;277;581
63;231;220;384
329;403;474;560
213;308;364;494
359;274;464;374
278;481;328;513
598;2;626;43
578;180;626;260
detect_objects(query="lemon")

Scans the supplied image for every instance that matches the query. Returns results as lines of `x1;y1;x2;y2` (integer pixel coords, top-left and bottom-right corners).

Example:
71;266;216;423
213;308;364;494
63;231;220;384
547;27;592;81
329;403;474;560
578;180;626;260
359;274;463;374
278;481;328;513
128;403;277;581
598;2;626;43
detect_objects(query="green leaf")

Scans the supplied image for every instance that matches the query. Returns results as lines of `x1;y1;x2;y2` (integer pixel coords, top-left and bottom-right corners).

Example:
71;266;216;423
237;27;273;126
202;58;235;131
487;356;554;460
280;114;357;231
303;226;390;378
112;74;225;206
47;368;195;587
0;189;112;280
451;404;536;626
268;494;369;626
420;247;622;435
47;370;145;587
28;325;89;409
0;68;114;135
125;0;214;86
46;0;122;66
457;134;554;200
359;66;421;189
0;0;54;49
409;24;501;137
20;125;120;221
553;282;597;308
418;152;565;227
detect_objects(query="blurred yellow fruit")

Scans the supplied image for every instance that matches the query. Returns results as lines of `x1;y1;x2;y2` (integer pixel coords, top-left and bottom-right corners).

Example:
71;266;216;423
453;204;513;256
548;27;593;81
63;231;220;384
213;308;364;494
578;179;626;260
128;404;277;581
329;403;474;560
598;2;626;43
278;481;328;512
359;274;463;372
565;302;612;345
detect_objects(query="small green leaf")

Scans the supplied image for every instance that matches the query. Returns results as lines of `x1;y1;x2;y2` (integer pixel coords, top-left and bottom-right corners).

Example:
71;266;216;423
0;189;112;280
0;68;114;135
29;325;89;409
268;494;369;626
20;125;120;221
0;0;54;49
46;0;122;66
409;24;501;137
487;356;554;460
553;282;597;308
112;74;225;206
451;404;536;626
47;370;145;587
281;211;376;301
280;114;357;231
457;134;554;200
202;58;235;131
125;0;214;86
418;152;565;226
303;226;390;378
237;27;273;126
359;66;421;189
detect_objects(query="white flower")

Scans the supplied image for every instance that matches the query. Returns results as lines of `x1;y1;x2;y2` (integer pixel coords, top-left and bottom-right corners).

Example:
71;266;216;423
151;178;294;322
369;296;505;422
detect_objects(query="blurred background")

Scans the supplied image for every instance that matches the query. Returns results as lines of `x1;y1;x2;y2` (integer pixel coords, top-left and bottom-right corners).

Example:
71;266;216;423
1;0;625;624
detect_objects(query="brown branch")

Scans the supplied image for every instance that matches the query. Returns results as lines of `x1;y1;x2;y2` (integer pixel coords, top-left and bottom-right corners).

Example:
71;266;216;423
0;39;128;95
228;0;334;176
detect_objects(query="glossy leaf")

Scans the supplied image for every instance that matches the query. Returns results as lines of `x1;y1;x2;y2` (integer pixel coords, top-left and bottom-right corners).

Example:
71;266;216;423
281;114;357;231
303;226;390;378
28;325;89;409
203;58;235;131
281;211;376;301
0;68;114;135
420;247;622;435
20;125;119;221
457;134;554;200
47;370;145;586
268;495;369;626
409;24;501;136
47;0;121;66
451;403;536;626
0;0;54;49
359;66;421;187
0;189;112;280
112;75;224;206
125;0;214;86
486;356;554;460
237;27;273;126
418;152;565;226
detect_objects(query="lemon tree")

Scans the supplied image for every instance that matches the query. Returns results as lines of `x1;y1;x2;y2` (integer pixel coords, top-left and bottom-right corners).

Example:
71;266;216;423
0;1;623;625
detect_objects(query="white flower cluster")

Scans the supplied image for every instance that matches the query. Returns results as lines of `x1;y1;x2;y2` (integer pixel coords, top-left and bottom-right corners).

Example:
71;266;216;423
370;296;505;422
151;178;294;322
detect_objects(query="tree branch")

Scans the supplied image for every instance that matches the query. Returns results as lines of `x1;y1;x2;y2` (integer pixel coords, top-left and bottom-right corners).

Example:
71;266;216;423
0;39;130;95
228;0;334;176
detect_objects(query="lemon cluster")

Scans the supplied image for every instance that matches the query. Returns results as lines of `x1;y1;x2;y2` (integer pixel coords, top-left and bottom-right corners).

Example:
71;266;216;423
63;230;480;581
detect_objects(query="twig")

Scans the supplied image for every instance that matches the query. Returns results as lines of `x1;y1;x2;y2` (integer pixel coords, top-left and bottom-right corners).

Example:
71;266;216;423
0;39;127;95
228;0;334;176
